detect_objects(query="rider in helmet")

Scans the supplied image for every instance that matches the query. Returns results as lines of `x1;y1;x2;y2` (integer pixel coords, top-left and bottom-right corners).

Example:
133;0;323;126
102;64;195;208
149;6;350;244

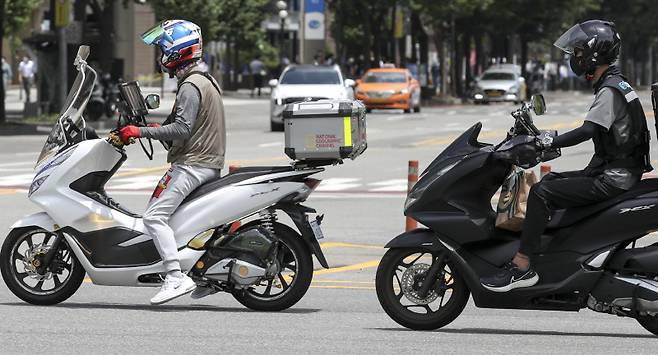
120;20;226;304
481;20;652;292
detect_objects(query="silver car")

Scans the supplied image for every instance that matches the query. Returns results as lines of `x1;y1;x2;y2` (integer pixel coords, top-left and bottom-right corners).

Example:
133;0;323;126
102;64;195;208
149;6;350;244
472;65;527;104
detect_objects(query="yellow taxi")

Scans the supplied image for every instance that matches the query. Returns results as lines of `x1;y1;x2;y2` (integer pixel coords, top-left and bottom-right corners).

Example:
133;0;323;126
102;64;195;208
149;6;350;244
354;68;421;113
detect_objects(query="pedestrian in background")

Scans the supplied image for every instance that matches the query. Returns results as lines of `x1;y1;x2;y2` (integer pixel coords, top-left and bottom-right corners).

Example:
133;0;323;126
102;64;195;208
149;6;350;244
18;55;36;103
1;56;11;90
249;55;265;97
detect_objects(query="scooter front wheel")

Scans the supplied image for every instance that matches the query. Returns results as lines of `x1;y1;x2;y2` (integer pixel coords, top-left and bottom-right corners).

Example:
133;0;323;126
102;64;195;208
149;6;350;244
375;248;470;330
0;227;86;305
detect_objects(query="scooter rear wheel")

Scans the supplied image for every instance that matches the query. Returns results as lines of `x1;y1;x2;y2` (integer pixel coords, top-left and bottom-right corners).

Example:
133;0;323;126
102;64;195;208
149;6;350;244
231;222;313;311
375;248;470;330
0;227;86;305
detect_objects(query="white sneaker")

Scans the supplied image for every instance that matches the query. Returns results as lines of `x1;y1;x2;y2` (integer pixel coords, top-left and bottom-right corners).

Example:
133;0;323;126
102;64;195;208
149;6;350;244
150;274;197;305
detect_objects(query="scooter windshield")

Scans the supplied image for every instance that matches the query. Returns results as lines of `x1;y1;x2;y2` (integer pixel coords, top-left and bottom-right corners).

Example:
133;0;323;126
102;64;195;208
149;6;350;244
35;64;96;169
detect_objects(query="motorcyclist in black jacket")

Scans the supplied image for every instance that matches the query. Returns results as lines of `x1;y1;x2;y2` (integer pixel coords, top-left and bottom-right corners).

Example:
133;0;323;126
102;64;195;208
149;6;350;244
481;20;652;292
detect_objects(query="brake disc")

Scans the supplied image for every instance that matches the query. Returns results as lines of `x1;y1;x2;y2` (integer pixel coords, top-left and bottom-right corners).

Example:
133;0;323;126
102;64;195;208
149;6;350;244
400;263;440;305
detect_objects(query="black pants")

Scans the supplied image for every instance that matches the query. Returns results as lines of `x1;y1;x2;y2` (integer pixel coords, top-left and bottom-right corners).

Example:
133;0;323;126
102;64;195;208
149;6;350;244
518;170;626;257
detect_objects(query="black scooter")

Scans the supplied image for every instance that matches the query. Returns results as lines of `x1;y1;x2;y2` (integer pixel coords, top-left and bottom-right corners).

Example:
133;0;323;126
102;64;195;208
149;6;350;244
376;94;658;335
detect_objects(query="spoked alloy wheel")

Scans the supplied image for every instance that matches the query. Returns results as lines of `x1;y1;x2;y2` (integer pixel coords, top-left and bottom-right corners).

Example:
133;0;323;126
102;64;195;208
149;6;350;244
232;223;313;311
376;248;470;330
1;227;86;305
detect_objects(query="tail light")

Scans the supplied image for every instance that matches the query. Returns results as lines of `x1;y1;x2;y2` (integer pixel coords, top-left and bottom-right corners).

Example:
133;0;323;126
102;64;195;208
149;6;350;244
304;178;321;191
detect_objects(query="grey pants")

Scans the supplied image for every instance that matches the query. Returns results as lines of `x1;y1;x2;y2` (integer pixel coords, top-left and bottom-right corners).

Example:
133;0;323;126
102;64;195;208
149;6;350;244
143;164;220;272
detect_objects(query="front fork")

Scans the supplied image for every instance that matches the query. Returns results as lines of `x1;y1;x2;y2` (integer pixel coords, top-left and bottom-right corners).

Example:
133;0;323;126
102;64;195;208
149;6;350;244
37;231;64;274
417;250;447;299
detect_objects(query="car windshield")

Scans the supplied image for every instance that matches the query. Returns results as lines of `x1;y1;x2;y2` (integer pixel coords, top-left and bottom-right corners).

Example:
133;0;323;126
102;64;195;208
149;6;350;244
35;59;96;169
481;72;515;81
280;68;341;85
364;72;406;83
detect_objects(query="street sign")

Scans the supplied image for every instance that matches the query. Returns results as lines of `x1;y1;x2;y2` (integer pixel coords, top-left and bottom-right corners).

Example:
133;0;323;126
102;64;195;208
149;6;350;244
55;0;70;28
304;0;324;40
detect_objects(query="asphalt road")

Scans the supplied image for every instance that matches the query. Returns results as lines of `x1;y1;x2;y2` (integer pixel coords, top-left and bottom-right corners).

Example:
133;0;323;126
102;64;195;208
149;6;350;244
1;91;658;353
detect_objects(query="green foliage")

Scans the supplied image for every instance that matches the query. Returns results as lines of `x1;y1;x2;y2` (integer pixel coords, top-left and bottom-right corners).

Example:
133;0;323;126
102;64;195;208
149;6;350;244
146;0;270;50
4;0;43;35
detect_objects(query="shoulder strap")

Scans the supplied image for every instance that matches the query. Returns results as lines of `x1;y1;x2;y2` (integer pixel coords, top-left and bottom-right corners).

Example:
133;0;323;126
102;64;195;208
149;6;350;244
180;71;222;96
599;74;639;103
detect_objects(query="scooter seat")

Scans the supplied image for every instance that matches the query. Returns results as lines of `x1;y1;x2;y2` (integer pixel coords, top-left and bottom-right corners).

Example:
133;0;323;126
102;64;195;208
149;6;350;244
181;166;294;205
548;178;658;228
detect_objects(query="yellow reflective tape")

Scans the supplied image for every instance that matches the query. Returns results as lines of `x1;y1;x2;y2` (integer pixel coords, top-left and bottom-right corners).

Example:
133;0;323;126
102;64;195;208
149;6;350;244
343;116;352;147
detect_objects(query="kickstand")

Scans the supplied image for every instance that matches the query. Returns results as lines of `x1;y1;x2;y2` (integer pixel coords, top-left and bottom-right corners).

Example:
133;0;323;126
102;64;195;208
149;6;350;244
631;283;640;318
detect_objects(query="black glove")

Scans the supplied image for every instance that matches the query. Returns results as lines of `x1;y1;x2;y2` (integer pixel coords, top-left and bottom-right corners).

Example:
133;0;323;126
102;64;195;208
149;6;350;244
535;132;554;151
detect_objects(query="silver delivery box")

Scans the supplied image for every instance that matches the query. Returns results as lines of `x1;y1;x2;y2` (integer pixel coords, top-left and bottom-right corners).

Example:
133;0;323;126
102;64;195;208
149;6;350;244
283;99;367;163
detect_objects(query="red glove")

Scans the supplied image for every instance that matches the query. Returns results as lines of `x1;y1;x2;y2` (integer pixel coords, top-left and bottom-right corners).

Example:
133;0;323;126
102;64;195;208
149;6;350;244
119;125;141;144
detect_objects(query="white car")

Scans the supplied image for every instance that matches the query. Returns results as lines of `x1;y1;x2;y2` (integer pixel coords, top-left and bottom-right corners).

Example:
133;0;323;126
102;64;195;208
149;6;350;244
269;65;355;131
472;65;527;104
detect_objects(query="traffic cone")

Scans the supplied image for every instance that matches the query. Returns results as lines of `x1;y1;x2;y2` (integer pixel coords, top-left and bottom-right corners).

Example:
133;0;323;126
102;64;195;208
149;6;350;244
406;160;419;231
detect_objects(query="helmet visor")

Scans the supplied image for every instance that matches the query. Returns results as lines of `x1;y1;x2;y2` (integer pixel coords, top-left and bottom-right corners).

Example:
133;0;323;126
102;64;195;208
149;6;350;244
554;24;589;55
141;24;164;45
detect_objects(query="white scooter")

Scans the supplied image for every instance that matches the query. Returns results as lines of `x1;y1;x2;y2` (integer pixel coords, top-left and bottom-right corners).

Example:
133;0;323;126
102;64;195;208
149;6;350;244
0;46;329;311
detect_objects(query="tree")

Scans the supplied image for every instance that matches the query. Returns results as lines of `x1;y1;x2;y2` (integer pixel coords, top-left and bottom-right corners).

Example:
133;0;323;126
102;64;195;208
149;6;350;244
1;0;43;123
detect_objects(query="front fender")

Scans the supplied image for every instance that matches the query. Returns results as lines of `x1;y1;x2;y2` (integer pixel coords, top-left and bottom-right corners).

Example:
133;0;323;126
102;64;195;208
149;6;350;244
385;228;447;250
10;212;57;232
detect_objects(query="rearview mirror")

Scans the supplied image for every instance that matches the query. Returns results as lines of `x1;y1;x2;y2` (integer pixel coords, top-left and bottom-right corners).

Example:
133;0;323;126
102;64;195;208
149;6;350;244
145;94;160;109
74;45;90;66
344;79;355;87
268;79;279;87
531;94;546;115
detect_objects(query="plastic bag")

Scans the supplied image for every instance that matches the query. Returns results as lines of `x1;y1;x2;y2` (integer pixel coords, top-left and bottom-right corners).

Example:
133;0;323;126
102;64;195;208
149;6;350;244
495;168;538;231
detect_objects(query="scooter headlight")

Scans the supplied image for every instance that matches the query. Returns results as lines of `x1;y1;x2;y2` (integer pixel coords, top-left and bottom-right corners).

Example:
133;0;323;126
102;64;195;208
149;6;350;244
28;175;49;197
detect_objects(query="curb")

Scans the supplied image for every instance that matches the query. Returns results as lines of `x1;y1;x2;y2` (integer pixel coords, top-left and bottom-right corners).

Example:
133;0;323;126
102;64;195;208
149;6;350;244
0;122;51;136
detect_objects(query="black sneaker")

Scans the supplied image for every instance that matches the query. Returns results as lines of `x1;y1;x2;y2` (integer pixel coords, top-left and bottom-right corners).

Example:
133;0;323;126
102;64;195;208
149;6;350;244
480;262;539;292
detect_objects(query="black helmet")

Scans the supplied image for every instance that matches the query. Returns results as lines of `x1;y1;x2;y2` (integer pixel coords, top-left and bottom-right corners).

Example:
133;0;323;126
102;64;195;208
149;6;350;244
554;20;621;77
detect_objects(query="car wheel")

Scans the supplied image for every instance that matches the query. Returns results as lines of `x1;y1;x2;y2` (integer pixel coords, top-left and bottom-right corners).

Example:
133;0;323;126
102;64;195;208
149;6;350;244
366;108;372;114
270;121;284;132
404;108;411;114
413;105;421;113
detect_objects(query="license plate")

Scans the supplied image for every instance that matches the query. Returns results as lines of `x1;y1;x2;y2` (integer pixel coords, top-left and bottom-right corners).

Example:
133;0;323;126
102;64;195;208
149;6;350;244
309;219;325;240
487;91;502;97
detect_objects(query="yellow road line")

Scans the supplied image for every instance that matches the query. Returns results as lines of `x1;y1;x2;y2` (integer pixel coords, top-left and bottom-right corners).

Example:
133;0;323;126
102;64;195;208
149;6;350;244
0;188;17;195
319;242;383;250
314;259;380;276
414;119;582;147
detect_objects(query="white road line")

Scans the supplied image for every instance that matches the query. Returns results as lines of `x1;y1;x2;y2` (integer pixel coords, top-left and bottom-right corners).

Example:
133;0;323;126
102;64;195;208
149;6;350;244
367;179;407;192
0;174;33;186
316;178;361;191
0;161;34;167
258;142;283;148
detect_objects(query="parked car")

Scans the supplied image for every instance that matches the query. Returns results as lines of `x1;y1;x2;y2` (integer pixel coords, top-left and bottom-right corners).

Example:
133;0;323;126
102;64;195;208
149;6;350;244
354;68;421;113
269;65;355;131
472;65;526;104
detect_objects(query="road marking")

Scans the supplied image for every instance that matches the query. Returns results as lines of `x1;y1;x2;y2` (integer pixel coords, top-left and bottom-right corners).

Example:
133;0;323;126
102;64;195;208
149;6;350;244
413;119;582;147
0;161;33;167
367;179;407;192
258;142;283;148
0;188;17;195
316;178;361;191
314;259;380;276
320;242;383;250
310;285;374;290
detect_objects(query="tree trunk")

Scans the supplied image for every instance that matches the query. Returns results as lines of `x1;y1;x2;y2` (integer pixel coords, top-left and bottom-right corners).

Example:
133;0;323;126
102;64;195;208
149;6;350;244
449;16;456;97
0;0;5;123
475;33;483;76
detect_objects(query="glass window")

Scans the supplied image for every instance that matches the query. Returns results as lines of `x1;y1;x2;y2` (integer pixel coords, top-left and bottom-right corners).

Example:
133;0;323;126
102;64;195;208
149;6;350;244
481;72;515;81
364;72;407;83
280;68;341;84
